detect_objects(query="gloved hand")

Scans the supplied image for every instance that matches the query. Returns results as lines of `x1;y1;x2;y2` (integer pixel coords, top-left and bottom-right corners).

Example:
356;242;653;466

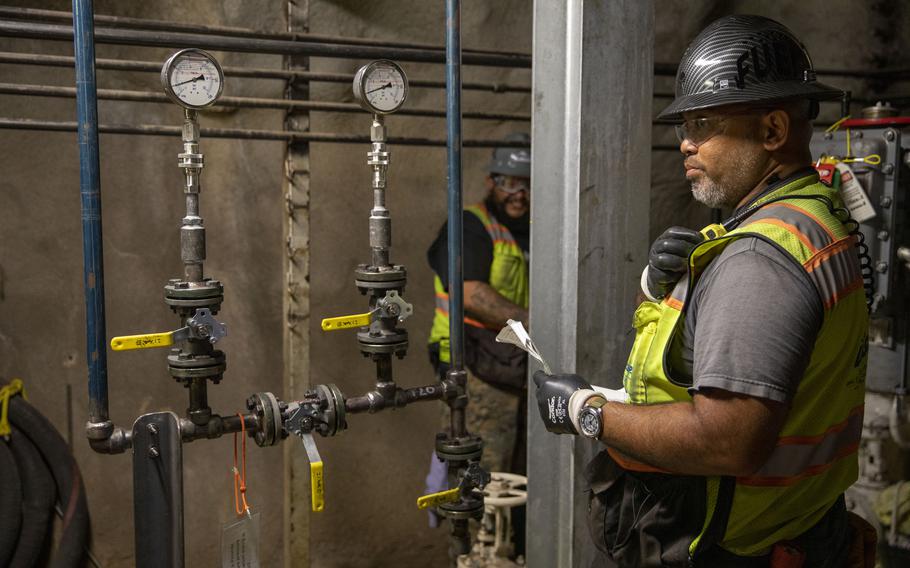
533;370;594;435
644;226;704;300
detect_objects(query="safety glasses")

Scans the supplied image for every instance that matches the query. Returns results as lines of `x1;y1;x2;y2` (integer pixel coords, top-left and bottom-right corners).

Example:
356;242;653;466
674;110;770;147
493;175;530;195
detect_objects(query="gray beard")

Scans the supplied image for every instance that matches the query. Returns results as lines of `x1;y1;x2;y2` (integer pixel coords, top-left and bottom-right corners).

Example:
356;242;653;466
690;147;765;209
691;177;739;209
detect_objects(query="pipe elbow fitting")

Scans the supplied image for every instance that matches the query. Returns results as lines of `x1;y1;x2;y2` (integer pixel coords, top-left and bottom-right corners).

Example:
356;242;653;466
88;426;130;454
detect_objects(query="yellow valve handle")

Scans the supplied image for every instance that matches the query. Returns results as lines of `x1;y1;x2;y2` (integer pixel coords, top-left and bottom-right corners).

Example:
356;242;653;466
309;461;325;512
416;487;461;510
110;332;174;351
700;223;727;241
321;312;372;331
301;433;325;512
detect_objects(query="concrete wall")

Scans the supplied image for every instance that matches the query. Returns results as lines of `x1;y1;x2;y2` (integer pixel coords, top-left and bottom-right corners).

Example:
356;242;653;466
0;1;287;566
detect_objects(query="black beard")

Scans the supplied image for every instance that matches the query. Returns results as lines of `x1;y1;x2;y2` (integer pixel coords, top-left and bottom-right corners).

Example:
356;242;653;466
485;195;530;235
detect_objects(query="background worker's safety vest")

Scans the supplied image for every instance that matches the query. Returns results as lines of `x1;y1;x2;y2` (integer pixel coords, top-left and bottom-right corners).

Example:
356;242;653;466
429;203;529;363
621;175;868;557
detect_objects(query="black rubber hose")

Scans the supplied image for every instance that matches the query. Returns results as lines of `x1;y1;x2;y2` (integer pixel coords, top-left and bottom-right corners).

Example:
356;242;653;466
8;426;56;568
8;396;90;568
0;439;24;567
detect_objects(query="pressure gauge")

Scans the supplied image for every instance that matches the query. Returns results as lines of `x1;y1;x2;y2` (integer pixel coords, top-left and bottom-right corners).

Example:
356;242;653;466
353;60;409;115
161;49;224;109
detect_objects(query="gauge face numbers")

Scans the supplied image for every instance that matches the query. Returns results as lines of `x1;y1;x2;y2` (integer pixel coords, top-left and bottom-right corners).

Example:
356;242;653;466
354;60;408;115
161;49;224;109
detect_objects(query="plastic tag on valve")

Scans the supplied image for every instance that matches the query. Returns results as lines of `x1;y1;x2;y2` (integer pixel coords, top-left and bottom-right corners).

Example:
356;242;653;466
221;511;261;568
835;162;876;223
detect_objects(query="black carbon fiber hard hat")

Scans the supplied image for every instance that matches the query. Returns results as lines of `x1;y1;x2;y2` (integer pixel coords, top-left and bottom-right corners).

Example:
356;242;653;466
488;133;531;177
658;15;843;120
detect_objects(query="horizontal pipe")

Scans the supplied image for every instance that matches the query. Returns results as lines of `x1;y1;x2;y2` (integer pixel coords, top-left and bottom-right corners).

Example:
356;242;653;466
179;413;258;442
0;19;531;68
0;5;529;59
0;117;532;147
0;51;531;94
0;82;531;121
87;412;259;453
345;381;455;414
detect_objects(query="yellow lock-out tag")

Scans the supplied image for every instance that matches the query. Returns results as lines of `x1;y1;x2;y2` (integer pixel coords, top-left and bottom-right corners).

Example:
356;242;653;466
699;223;727;241
110;332;174;351
310;461;325;512
321;312;372;331
416;487;460;510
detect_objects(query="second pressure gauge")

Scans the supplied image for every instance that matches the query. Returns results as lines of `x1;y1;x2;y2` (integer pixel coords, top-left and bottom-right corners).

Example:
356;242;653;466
353;60;409;115
161;49;224;110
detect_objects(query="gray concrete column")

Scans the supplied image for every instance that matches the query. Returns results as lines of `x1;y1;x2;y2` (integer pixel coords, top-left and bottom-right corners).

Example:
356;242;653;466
528;1;653;566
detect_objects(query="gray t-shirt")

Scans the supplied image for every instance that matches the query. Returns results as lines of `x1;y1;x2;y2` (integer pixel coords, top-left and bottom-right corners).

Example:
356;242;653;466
669;237;824;404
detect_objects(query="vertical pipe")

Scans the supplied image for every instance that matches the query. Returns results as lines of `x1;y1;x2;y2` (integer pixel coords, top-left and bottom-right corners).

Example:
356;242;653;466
445;0;464;372
73;0;109;428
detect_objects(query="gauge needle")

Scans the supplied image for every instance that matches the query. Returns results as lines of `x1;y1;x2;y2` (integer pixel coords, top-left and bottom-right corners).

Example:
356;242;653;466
173;74;205;87
366;82;392;94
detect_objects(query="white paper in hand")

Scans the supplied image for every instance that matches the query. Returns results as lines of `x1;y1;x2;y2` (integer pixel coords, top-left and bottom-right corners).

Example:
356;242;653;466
496;319;552;375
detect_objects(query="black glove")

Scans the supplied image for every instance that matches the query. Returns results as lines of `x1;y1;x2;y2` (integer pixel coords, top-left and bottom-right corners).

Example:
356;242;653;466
533;370;592;435
645;226;704;299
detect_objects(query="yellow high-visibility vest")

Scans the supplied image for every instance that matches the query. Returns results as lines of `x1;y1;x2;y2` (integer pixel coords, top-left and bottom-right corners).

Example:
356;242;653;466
621;174;868;557
428;203;529;363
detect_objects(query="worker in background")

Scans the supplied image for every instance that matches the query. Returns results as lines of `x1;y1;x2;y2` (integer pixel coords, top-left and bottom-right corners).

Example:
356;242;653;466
533;15;874;567
424;134;530;531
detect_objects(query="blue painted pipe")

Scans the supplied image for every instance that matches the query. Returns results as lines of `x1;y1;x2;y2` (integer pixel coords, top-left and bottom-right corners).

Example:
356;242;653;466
445;0;464;371
72;0;109;425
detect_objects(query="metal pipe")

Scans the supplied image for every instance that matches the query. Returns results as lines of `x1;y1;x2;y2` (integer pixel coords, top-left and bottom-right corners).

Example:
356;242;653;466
0;51;532;93
0;19;531;68
0;117;532;147
179;413;257;442
344;380;455;414
0;6;530;60
72;0;110;438
445;0;465;375
179;110;205;284
0;82;531;121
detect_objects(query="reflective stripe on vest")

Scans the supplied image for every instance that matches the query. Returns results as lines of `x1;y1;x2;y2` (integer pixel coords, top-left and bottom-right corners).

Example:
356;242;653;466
428;203;530;363
621;174;868;557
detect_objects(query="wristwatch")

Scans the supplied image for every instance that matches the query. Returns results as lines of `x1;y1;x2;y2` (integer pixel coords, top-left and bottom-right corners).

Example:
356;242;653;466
577;396;607;439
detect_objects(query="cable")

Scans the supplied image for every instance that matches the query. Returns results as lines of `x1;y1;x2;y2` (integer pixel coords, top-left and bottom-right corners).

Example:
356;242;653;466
233;412;252;517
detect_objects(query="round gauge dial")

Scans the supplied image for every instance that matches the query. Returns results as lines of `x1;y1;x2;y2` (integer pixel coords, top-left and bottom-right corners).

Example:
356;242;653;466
161;49;224;109
353;60;409;115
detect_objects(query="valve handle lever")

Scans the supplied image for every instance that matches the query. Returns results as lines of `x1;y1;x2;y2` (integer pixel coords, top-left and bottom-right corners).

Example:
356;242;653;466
416;487;461;510
301;433;325;512
110;328;189;351
110;308;226;352
320;310;374;331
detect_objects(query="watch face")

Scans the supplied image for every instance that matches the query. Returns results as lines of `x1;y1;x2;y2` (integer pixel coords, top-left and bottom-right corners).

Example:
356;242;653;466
579;407;602;438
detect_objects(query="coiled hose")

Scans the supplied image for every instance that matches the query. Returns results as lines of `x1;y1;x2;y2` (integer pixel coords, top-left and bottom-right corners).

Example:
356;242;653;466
1;386;90;567
8;427;56;568
0;439;23;567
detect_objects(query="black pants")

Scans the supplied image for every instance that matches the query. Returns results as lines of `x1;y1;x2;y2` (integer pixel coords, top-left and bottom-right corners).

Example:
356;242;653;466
586;451;851;568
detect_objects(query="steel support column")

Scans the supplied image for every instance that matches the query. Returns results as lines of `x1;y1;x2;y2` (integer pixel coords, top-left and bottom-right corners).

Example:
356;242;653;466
528;1;653;566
